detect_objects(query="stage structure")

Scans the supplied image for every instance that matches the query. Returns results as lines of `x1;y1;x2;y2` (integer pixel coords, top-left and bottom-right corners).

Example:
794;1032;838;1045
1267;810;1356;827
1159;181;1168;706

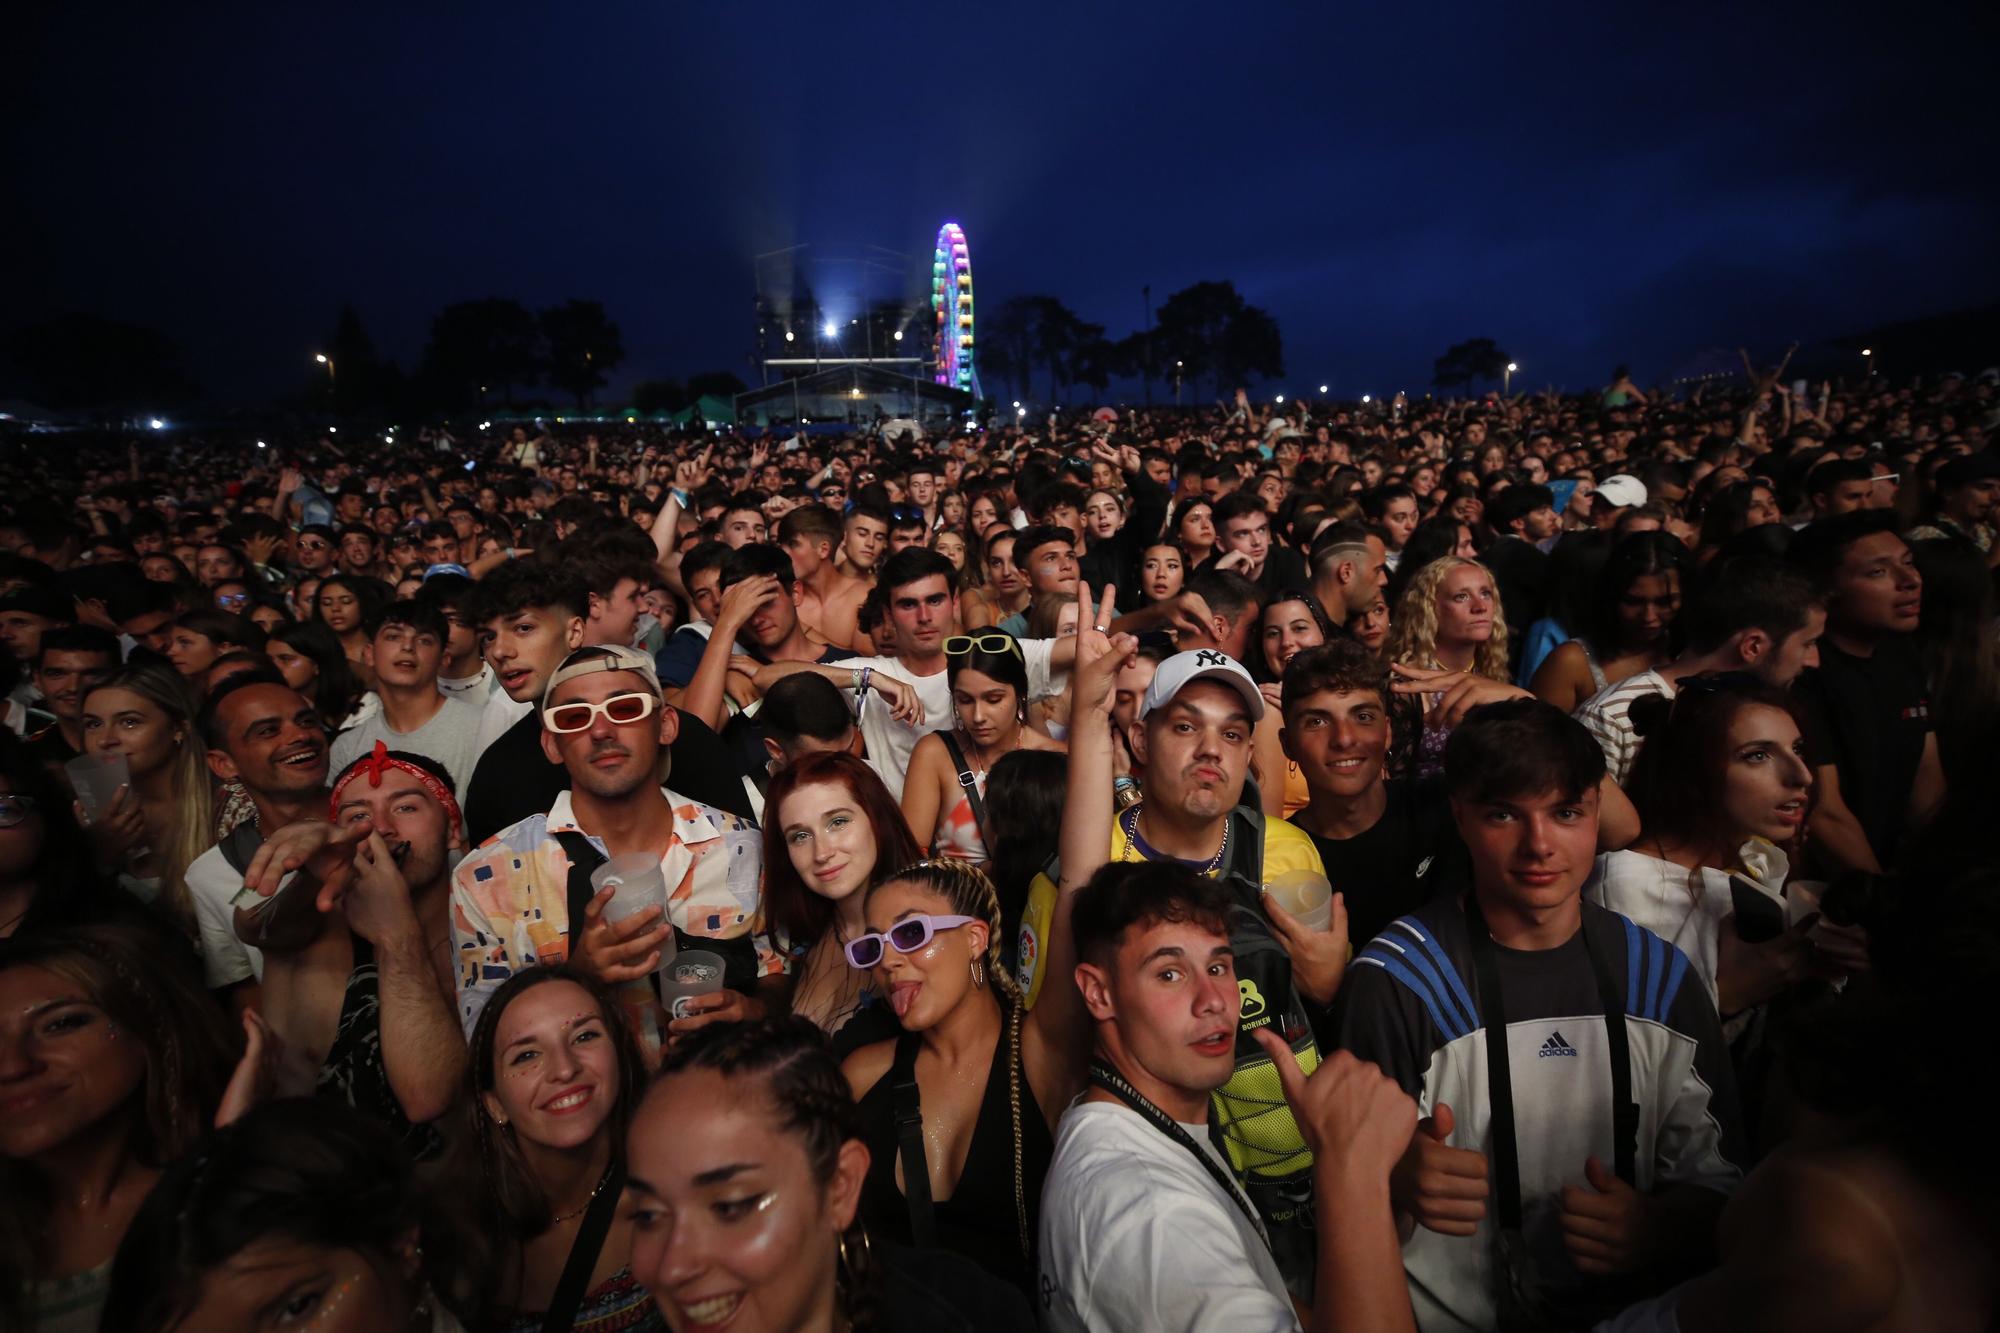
739;219;984;428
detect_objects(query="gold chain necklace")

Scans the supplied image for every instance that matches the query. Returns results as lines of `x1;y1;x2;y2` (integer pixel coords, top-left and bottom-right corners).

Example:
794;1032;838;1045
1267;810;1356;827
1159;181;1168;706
550;1160;615;1225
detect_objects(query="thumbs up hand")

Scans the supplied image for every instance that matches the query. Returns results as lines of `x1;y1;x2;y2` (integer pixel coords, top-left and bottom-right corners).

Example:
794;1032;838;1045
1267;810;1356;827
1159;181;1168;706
1387;1101;1491;1237
1558;1154;1656;1275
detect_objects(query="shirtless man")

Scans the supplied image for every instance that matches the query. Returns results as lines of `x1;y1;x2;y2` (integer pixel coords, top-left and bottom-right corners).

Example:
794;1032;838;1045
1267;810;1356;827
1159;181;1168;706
780;504;871;652
231;746;467;1148
835;501;890;581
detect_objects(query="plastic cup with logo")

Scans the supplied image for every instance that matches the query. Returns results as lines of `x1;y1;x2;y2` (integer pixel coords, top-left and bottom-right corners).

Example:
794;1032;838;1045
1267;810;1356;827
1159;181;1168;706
590;853;675;970
661;950;725;1020
65;752;131;824
1265;869;1334;932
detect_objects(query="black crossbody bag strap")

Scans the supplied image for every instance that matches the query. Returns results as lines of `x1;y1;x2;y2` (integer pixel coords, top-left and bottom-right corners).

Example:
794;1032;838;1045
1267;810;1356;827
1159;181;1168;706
889;1030;936;1245
1585;919;1639;1186
539;1162;624;1333
938;731;993;851
1088;1063;1270;1250
1465;898;1527;1232
1464;899;1637;1237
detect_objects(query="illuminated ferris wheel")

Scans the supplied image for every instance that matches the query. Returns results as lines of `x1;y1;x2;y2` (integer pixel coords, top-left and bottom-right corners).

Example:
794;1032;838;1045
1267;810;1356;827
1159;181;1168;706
931;222;979;397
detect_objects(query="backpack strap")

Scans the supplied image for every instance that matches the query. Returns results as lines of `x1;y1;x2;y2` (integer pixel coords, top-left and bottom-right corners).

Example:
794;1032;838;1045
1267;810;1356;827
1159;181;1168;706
889;1029;936;1245
937;731;993;853
550;830;606;933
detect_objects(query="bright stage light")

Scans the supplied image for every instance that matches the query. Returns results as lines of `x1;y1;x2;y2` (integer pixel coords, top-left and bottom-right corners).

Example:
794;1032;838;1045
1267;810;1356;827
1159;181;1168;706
1275;394;1285;403
784;330;795;343
894;330;904;341
1319;384;1329;393
823;322;837;338
1362;394;1372;403
256;440;266;448
149;418;164;430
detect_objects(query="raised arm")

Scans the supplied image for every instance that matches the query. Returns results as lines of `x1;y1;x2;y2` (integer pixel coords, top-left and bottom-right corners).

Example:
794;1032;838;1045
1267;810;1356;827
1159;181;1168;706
680;575;777;733
345;832;466;1123
1024;583;1137;1112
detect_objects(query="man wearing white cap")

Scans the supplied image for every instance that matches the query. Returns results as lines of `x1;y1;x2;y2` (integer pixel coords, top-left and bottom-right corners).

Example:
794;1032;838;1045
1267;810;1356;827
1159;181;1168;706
1589;474;1649;530
1022;633;1347;1303
449;644;774;1053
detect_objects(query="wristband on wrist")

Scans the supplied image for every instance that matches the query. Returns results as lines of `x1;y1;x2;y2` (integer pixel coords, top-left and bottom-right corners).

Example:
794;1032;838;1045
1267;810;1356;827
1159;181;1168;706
671;488;691;507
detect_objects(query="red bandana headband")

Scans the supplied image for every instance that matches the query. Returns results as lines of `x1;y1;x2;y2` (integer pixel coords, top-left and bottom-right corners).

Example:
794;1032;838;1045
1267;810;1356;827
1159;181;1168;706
328;739;463;838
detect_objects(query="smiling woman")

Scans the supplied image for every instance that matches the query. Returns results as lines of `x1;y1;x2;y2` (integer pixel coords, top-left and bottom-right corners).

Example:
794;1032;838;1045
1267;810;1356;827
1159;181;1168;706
629;1017;1035;1332
442;964;663;1332
0;924;235;1333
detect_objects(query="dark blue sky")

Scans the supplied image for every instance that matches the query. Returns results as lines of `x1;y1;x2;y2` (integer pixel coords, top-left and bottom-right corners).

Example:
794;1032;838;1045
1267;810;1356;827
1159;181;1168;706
11;2;1996;405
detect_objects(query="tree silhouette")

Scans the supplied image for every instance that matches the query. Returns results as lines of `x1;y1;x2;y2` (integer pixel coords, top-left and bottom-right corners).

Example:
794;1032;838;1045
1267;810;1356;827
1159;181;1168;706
540;300;624;409
321;305;404;415
630;379;685;414
420;298;542;407
1432;338;1512;389
2;313;201;410
684;370;749;402
981;297;1040;402
1152;281;1284;397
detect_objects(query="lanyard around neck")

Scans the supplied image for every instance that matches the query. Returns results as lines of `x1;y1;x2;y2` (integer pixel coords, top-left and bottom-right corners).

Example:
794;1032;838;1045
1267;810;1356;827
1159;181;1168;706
1087;1061;1270;1250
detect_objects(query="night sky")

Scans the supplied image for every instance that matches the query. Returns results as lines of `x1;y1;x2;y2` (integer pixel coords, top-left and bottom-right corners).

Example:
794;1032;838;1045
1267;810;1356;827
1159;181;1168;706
10;3;1997;406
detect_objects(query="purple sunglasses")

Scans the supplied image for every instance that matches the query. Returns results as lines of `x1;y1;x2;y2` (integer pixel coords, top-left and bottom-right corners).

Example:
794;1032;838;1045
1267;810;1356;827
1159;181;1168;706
844;914;977;969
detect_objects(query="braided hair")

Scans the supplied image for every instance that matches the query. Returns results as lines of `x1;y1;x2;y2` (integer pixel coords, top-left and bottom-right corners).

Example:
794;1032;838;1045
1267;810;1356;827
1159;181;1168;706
661;1018;885;1330
866;859;1032;1264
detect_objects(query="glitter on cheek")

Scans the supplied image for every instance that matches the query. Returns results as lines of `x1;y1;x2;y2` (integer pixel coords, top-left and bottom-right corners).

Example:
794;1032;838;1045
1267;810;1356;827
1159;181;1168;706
304;1272;361;1327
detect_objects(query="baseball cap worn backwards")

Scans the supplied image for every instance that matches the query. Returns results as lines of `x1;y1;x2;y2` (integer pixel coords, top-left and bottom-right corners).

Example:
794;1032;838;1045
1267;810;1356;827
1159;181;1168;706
540;644;662;707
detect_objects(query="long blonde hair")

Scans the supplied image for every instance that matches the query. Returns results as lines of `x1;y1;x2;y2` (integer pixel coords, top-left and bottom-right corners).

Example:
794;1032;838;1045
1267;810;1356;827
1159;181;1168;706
1386;555;1510;682
82;661;215;935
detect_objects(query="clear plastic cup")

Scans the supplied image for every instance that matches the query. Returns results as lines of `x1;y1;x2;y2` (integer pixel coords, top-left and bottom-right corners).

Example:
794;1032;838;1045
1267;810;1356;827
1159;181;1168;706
591;853;674;971
65;752;130;823
661;950;724;1019
1265;869;1334;932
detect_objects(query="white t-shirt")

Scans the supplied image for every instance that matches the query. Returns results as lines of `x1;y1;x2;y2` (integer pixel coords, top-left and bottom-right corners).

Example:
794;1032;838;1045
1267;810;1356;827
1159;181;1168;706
187;842;265;989
330;694;485;796
476;689;532;753
831;639;1057;801
1573;669;1676;784
1039;1100;1298;1333
1586;842;1790;1015
438;664;500;704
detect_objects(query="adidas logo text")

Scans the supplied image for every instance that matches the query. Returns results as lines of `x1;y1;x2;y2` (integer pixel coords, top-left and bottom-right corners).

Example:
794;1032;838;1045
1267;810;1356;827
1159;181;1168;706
1538;1031;1578;1058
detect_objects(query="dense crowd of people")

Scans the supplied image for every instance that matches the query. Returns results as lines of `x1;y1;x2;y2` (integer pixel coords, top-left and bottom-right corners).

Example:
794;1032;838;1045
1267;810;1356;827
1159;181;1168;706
2;361;1997;1331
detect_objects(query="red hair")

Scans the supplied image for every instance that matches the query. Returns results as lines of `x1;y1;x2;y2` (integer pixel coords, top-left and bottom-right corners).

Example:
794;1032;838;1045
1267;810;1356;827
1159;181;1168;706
760;751;923;949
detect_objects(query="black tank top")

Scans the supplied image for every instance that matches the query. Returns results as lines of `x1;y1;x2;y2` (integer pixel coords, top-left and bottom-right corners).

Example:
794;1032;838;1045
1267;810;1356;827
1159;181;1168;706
854;1020;1053;1295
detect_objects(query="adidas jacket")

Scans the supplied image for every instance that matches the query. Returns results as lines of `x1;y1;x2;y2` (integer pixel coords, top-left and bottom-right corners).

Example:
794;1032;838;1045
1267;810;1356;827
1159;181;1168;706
1336;898;1745;1333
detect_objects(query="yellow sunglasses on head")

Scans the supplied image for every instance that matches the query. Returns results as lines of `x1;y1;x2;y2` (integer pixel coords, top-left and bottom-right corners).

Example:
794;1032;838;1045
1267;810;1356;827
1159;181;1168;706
943;634;1021;657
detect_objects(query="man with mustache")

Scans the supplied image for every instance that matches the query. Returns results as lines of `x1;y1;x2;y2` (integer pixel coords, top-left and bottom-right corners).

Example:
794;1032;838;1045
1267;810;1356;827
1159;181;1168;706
451;645;776;1057
227;744;467;1154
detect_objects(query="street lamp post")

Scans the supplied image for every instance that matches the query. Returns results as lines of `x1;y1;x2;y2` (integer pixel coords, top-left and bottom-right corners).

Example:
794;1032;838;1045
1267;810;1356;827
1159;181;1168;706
1862;347;1875;376
1503;361;1518;395
1174;360;1184;407
315;352;336;387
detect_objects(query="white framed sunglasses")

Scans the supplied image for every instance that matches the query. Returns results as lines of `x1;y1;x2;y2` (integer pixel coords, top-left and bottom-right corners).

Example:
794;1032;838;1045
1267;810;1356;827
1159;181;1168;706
542;690;659;735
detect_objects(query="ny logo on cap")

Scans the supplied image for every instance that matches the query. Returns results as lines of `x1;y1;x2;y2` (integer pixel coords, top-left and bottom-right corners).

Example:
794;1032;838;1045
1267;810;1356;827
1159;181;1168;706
1194;649;1229;667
